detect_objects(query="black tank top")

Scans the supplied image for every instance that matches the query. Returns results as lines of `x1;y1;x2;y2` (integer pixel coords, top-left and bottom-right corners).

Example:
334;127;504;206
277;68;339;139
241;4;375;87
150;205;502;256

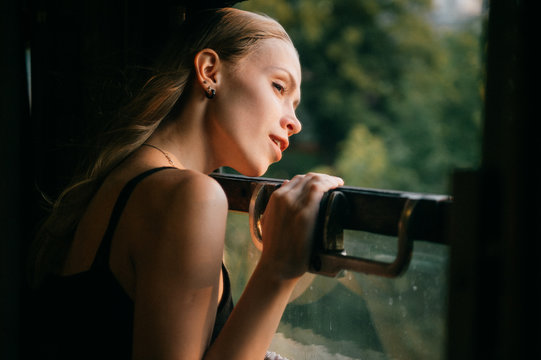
27;167;234;359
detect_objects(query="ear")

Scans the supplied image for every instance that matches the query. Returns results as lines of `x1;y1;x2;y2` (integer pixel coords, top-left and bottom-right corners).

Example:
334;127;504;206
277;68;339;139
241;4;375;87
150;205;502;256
194;49;221;91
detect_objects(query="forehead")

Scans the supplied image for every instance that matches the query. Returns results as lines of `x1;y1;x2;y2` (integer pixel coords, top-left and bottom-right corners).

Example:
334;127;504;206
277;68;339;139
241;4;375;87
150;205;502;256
237;38;301;84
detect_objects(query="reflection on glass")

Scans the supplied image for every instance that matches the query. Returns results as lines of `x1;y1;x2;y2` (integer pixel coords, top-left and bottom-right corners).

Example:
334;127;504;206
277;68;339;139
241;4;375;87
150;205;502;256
229;0;484;357
343;230;398;262
225;212;448;359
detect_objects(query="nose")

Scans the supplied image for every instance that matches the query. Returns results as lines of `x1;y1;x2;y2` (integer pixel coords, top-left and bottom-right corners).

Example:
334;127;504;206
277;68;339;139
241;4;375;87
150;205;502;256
281;111;302;136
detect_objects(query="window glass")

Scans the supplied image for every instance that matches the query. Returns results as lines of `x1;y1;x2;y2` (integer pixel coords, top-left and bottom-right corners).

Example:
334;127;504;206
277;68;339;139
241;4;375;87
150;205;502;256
225;212;448;359
236;0;485;195
226;0;484;358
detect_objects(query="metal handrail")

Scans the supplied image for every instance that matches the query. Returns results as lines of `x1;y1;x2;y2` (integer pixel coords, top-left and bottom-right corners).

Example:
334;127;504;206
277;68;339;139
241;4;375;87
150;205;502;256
211;173;452;277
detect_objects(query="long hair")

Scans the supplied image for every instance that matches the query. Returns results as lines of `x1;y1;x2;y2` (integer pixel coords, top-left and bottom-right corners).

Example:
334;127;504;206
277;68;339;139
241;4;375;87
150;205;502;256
29;7;292;287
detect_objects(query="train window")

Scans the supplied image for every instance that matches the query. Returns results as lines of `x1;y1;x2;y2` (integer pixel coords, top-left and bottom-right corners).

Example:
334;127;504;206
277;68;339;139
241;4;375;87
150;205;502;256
236;0;485;195
223;0;485;359
225;212;448;359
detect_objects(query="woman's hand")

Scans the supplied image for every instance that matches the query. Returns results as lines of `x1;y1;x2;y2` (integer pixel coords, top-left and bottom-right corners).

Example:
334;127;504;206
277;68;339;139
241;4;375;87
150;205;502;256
258;173;344;280
206;173;342;359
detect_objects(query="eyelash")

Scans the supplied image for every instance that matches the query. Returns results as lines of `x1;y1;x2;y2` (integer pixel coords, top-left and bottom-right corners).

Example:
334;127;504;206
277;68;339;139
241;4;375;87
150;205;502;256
273;82;286;95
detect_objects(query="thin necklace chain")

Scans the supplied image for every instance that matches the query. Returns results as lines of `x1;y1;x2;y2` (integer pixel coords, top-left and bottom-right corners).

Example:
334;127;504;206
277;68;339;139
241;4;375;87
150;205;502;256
142;143;175;166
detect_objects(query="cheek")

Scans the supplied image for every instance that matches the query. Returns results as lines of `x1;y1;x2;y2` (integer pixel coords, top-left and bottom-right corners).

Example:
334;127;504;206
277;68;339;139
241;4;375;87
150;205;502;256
215;69;278;141
226;87;272;130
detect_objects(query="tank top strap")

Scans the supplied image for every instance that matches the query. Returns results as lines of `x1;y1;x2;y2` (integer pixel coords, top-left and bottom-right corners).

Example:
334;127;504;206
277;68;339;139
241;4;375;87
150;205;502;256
92;167;175;271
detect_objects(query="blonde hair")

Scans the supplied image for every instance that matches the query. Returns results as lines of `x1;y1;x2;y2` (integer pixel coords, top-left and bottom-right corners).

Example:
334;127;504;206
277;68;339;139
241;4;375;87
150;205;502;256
30;8;292;286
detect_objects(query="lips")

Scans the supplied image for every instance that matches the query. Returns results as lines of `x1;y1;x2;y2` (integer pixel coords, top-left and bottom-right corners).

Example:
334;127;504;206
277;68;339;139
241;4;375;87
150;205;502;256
270;135;289;152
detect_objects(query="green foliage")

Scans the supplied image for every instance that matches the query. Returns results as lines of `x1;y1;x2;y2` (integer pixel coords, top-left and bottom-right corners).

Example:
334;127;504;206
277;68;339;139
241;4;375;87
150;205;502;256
238;0;483;194
313;123;389;188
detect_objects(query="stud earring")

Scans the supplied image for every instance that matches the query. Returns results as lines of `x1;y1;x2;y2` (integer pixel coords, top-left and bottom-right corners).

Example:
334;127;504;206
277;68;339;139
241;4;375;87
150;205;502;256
206;86;216;99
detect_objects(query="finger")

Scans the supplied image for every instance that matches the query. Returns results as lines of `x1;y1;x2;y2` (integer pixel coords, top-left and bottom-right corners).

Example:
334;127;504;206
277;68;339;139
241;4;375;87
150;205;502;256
275;173;343;203
278;174;304;189
275;174;306;195
304;172;342;184
299;173;343;195
313;173;344;188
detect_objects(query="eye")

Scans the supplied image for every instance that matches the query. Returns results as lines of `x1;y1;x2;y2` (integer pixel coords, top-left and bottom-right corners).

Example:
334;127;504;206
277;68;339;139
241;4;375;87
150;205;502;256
272;82;285;95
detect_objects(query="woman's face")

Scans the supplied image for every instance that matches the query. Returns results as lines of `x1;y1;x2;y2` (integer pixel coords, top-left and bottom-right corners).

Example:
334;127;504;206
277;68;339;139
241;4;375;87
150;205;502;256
208;38;302;176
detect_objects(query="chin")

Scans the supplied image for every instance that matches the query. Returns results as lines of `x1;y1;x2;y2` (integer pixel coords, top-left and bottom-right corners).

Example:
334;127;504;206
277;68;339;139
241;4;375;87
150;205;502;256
241;168;268;178
234;162;270;178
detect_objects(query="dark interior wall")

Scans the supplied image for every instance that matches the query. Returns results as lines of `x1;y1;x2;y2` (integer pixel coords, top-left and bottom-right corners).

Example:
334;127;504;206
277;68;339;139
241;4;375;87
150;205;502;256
30;0;183;197
2;1;183;358
447;1;539;359
1;1;27;358
481;1;539;357
30;0;124;195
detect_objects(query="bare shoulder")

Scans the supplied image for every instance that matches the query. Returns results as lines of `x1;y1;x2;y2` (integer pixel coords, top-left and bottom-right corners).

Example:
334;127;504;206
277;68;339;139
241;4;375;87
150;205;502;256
128;169;229;270
165;169;228;207
134;168;228;219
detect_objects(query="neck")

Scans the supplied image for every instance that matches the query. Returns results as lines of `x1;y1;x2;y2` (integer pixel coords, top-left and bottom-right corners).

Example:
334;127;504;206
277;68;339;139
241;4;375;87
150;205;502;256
147;94;220;174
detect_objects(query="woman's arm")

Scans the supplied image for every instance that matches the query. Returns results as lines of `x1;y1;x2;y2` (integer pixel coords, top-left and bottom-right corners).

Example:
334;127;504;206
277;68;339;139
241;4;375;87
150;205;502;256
205;173;343;360
131;172;342;360
131;172;228;359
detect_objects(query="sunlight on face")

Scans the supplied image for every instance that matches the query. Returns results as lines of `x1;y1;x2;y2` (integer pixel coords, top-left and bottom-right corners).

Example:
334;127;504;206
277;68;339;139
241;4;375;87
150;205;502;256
210;38;302;176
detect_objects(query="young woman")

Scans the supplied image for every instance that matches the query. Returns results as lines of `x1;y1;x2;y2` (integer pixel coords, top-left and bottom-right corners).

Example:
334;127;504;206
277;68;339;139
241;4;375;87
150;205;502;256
28;7;343;360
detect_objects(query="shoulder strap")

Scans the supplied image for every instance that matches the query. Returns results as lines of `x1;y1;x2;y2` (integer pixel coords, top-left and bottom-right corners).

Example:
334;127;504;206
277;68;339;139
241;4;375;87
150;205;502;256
210;263;234;345
92;167;174;270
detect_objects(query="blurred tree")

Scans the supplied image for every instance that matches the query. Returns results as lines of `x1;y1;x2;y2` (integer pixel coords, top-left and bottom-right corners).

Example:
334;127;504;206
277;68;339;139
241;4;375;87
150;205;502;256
228;3;482;358
238;0;482;194
382;22;483;193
